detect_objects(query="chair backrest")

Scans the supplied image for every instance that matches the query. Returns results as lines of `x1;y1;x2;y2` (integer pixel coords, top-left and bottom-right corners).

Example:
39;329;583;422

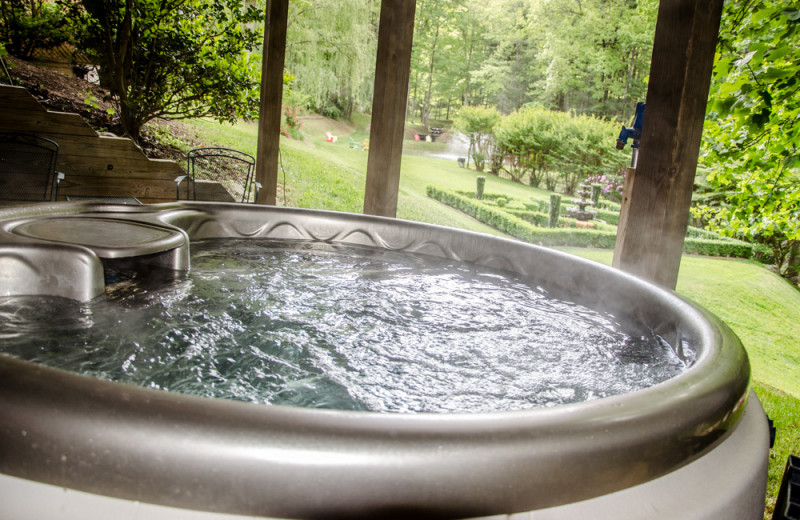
183;148;257;203
0;133;60;202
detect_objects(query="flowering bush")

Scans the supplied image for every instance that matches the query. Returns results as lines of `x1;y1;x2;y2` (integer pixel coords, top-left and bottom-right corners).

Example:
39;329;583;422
281;105;303;138
586;169;626;202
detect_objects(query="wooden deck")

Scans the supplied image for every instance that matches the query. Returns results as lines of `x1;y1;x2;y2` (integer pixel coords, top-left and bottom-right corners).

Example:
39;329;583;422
0;86;183;204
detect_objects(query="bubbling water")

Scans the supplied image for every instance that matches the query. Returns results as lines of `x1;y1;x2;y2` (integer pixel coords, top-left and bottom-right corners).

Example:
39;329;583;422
0;239;688;413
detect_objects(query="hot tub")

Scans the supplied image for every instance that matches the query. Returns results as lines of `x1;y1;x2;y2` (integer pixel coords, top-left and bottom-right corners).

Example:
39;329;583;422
0;202;768;519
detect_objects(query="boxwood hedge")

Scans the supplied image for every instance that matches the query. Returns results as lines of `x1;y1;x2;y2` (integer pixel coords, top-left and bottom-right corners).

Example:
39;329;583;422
428;185;761;260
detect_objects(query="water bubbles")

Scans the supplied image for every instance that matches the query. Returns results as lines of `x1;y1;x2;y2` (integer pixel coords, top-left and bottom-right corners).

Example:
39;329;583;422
0;239;689;414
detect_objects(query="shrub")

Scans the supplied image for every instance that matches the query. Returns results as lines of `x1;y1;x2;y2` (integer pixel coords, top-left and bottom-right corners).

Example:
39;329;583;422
494;108;628;193
427;186;761;260
320;104;342;120
594;208;619;226
0;0;70;59
454;106;500;172
683;238;757;259
549;194;561;228
476;176;485;200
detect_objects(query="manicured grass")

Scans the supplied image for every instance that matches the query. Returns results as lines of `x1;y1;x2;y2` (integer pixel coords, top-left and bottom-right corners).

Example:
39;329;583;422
183;118;512;237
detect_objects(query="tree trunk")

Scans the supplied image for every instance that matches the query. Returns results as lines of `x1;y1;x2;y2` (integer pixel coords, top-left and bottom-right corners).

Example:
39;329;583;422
422;23;440;127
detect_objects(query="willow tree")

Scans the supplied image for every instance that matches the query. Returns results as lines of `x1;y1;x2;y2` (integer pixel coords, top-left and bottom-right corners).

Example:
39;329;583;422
284;0;378;120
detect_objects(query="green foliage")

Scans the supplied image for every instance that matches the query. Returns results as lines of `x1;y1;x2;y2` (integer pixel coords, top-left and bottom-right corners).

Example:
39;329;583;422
697;0;800;277
549;193;561;228
454;105;500;172
530;0;657;117
67;0;264;141
276;0;660;126
0;0;70;59
493;107;628;193
286;0;378;120
476;175;485;199
431;185;760;259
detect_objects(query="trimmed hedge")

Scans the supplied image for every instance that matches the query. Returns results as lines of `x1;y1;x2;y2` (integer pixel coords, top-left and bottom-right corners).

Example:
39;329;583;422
594;208;619;225
504;209;617;232
428;186;617;248
686;226;731;241
683;238;755;258
598;200;621;212
428;185;763;260
524;198;620;225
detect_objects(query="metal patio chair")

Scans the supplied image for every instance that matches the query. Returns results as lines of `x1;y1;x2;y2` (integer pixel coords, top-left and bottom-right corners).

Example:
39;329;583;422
176;147;260;203
0;133;64;203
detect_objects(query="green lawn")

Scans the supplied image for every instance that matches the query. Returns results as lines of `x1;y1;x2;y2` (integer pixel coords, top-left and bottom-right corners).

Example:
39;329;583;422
180;117;798;518
182;118;551;237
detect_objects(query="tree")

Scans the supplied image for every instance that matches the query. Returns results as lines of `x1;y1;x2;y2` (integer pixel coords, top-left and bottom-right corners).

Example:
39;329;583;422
453;105;499;171
466;0;543;114
449;5;490;107
0;0;70;59
409;0;465;126
696;0;800;276
530;0;657;118
494;106;626;191
284;0;378;120
68;0;264;141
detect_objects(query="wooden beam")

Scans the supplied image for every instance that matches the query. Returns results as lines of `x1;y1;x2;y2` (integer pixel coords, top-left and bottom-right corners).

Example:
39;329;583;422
612;0;724;289
363;0;416;218
254;0;288;206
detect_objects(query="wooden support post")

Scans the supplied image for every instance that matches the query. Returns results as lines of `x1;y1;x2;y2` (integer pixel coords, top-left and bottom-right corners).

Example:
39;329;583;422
612;0;724;289
254;0;288;206
363;1;416;218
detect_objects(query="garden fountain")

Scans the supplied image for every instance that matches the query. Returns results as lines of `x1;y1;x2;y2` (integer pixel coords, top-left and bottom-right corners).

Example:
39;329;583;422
0;201;768;519
567;182;598;221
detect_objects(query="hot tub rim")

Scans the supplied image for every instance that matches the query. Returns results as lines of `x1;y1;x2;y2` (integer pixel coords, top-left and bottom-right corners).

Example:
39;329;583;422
0;201;753;518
